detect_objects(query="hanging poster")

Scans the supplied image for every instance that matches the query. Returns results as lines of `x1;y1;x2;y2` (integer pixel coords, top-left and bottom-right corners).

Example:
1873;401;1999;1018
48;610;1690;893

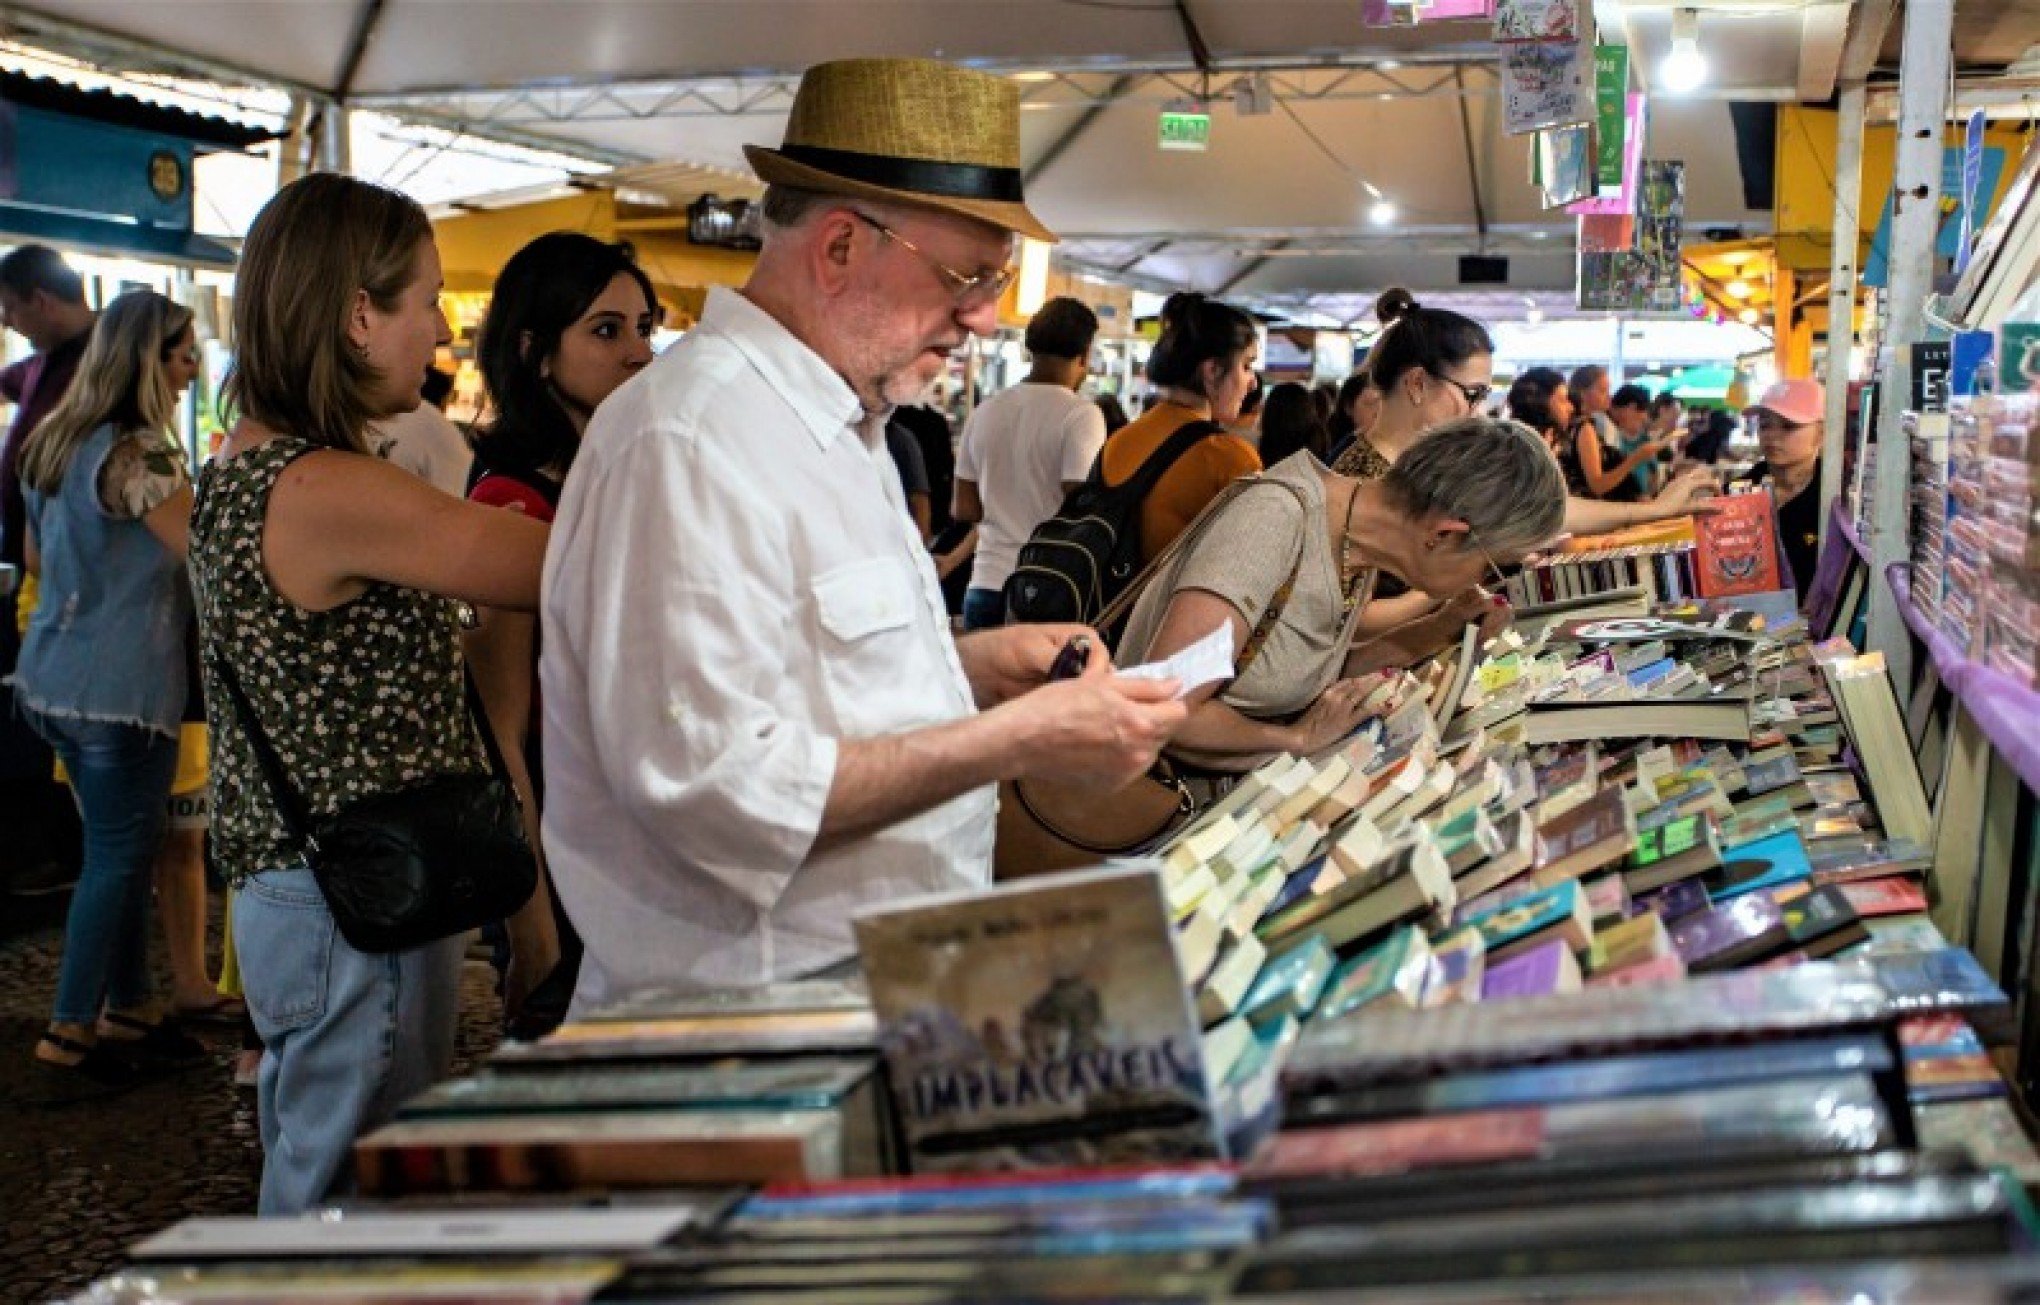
1577;160;1684;313
1570;93;1645;217
1592;46;1629;192
1493;0;1579;42
1363;0;1491;23
1503;39;1593;135
1536;123;1597;208
1577;212;1634;253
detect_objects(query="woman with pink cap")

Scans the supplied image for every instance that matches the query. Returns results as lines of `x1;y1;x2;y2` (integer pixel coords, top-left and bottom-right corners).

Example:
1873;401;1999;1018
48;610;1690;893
1737;378;1826;600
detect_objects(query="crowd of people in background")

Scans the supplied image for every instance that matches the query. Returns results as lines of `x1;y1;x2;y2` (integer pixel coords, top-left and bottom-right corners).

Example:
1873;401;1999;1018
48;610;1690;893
0;54;1826;1228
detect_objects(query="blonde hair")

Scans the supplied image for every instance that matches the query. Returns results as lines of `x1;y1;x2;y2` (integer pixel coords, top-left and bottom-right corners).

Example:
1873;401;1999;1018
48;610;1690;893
223;172;433;453
19;289;193;494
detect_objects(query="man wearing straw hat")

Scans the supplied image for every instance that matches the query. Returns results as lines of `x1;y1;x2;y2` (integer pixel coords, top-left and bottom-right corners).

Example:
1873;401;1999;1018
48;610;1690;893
541;58;1187;1007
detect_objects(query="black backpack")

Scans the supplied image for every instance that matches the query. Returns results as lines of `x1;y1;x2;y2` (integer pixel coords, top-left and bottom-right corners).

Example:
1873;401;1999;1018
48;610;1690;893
1003;419;1224;627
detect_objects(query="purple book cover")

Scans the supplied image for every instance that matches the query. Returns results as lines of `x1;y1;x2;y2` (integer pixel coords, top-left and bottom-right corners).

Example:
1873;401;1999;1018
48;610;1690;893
1637;877;1711;922
1480;939;1574;1000
1671;894;1785;971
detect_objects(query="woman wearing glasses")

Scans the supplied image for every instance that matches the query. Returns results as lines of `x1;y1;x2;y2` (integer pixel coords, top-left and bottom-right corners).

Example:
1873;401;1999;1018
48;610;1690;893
1115;417;1567;774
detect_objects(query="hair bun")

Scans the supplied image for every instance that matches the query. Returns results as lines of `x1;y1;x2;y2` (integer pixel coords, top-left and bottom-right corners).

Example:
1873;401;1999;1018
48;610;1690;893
1160;291;1207;325
1376;287;1419;326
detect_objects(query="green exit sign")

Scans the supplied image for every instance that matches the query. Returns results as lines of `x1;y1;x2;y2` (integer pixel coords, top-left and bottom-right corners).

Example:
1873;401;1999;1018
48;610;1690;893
1159;107;1210;152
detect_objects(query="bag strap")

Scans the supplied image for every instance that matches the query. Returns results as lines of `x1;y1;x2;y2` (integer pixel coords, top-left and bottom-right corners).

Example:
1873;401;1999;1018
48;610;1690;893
209;647;516;857
1096;474;1313;644
1086;417;1224;501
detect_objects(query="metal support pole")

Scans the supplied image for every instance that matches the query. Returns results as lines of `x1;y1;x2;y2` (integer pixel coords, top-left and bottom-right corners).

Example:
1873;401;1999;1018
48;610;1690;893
316;104;353;175
1820;82;1866;556
1864;0;1954;685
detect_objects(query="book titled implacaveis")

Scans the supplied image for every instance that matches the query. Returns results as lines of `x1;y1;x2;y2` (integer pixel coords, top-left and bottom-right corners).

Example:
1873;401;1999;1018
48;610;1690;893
854;864;1223;1174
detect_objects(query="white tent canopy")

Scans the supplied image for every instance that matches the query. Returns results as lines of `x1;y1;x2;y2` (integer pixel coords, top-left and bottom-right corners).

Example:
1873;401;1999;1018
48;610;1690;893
8;0;1884;319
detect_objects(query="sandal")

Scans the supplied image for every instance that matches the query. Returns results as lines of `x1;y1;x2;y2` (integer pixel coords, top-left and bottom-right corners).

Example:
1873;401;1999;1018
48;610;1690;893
98;1011;208;1067
169;995;247;1028
26;1032;156;1108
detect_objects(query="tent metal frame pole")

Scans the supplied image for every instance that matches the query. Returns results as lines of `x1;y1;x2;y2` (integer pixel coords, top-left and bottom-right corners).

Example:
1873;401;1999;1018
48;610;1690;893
1864;0;1954;685
1819;81;1865;556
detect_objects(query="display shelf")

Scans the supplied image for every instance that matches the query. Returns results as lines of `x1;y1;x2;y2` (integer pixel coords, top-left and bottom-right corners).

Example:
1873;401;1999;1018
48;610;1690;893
1887;562;2040;800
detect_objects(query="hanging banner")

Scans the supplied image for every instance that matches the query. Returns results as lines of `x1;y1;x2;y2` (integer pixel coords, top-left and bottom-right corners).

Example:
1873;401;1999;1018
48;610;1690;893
1957;108;1986;273
1861;141;2008;286
1570;93;1644;216
1578;159;1684;313
1577;212;1634;253
1592;45;1628;192
1362;0;1492;23
1502;39;1593;135
1493;0;1579;42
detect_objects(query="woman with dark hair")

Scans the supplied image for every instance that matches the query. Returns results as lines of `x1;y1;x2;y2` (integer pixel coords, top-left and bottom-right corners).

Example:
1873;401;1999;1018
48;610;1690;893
190;173;549;1214
465;232;657;1039
1099;291;1262;561
1257;381;1329;467
1325;369;1379;462
1507;366;1582;489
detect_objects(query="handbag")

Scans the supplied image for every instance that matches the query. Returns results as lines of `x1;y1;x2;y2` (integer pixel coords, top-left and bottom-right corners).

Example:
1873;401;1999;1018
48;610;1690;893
994;477;1312;880
213;653;539;954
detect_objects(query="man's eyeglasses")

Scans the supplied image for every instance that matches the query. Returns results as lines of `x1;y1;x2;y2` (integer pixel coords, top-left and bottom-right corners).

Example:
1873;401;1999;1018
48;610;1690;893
1429;369;1492;411
851;211;1016;308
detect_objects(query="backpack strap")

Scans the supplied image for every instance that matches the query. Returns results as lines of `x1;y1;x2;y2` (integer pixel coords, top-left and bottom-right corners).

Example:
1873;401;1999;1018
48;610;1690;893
1096;417;1226;502
1097;475;1313;646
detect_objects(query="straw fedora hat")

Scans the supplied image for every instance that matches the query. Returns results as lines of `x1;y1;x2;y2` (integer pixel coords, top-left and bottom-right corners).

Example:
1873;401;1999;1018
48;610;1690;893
745;57;1057;244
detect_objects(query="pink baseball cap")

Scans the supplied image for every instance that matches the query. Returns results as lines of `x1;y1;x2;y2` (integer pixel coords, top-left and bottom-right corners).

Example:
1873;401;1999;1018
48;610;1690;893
1744;378;1825;426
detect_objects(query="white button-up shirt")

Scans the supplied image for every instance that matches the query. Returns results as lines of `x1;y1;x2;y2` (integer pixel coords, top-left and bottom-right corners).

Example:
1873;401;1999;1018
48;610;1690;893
540;288;994;1011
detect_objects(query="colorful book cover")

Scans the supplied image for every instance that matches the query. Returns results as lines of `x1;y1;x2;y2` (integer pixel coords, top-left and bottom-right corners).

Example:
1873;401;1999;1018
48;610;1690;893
1239;935;1337;1026
1741;752;1805;798
1480;939;1581;1001
1705;830;1813;901
1462;879;1585;953
1318;926;1432;1021
853;866;1223;1172
1423;927;1488;1006
1776;884;1868;957
1636;876;1711;922
1583;873;1630;923
1587;911;1673;975
1693;491;1785;599
1671;893;1788;971
1245;1108;1546;1182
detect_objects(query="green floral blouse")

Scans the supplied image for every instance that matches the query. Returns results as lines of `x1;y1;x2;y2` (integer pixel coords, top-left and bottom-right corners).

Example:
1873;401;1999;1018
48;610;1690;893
188;437;482;881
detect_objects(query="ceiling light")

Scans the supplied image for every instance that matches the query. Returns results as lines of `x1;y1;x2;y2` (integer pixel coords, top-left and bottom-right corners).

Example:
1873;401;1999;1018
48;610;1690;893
1370;199;1397;226
1010;70;1055;83
1659;9;1708;94
1378;59;1402;71
1726;279;1753;299
1738;307;1760;325
1526;305;1545;325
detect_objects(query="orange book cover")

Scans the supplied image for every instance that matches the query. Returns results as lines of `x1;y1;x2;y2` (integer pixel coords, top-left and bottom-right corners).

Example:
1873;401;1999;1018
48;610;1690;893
1692;492;1783;599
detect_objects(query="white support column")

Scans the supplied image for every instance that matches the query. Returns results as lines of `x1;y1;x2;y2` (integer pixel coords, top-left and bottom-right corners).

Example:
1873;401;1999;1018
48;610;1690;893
1864;0;1954;686
1819;82;1866;555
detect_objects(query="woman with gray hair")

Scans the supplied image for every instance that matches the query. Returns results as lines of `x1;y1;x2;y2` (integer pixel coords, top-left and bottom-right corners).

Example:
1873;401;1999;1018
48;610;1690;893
1115;417;1566;770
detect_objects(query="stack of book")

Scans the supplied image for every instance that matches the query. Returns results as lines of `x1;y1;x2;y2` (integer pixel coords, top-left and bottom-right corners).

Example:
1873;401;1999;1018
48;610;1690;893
1907;408;1951;625
1972;394;2040;684
1502;518;1700;608
351;976;896;1196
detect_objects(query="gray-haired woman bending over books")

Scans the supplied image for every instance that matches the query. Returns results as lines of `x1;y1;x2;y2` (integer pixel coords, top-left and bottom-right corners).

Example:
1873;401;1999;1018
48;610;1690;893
1116;417;1568;774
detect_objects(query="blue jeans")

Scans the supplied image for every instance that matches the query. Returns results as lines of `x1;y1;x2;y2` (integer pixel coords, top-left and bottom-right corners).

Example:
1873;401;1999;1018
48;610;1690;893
235;867;465;1215
962;587;1008;631
23;710;177;1026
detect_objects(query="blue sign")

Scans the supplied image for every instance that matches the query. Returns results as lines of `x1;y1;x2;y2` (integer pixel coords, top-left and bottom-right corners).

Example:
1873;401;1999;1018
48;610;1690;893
1863;141;2007;288
1958;110;1986;273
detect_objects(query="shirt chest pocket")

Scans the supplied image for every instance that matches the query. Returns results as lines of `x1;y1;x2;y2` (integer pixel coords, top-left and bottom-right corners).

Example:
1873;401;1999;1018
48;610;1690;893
812;556;948;737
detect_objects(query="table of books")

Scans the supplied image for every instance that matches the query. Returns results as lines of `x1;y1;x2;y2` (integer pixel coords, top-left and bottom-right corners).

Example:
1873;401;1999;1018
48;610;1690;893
75;594;2040;1305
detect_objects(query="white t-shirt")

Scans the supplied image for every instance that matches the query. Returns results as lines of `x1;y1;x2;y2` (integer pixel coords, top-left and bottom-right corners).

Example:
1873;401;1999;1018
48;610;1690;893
371;405;474;497
955;381;1107;593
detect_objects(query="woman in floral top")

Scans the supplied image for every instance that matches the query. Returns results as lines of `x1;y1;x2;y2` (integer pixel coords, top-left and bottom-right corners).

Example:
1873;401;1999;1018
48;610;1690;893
189;174;548;1215
13;289;206;1103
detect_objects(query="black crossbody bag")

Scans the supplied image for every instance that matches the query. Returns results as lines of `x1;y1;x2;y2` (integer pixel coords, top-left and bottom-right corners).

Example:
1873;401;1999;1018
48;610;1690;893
213;655;538;954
